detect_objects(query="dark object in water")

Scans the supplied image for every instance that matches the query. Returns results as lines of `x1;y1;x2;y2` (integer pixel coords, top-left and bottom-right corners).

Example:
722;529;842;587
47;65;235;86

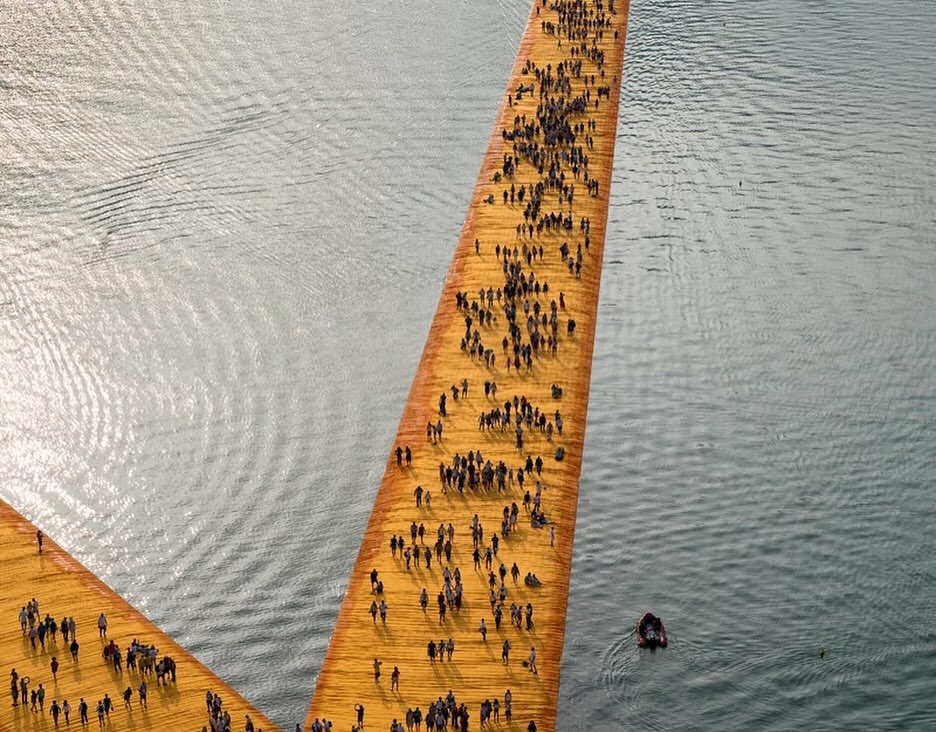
636;612;668;648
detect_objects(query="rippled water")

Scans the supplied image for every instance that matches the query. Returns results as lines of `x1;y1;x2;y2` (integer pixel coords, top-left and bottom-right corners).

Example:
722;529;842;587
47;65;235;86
2;0;935;729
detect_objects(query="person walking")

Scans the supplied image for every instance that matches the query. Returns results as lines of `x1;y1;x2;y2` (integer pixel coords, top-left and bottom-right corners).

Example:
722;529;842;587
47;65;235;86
527;646;537;674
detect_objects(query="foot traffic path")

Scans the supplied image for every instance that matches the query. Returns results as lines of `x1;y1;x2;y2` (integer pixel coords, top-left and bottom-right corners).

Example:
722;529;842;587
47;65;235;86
0;501;277;731
306;2;631;731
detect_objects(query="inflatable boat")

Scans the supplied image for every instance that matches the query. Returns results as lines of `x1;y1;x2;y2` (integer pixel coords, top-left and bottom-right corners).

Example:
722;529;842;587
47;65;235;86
636;612;668;648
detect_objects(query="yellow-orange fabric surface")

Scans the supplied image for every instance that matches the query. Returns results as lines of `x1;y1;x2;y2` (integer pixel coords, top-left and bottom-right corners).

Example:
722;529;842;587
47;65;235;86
306;1;631;730
0;502;278;732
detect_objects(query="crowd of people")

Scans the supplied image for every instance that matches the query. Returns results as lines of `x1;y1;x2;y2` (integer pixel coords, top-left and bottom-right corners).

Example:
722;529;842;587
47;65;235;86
348;1;624;729
356;688;516;732
358;0;617;732
10;596;178;728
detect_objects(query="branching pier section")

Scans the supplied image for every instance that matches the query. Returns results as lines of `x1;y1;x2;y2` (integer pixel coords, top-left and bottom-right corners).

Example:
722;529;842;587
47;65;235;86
0;502;277;731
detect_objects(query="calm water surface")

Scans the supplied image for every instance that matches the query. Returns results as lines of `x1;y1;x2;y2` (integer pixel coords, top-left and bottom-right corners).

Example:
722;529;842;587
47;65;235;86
2;0;935;729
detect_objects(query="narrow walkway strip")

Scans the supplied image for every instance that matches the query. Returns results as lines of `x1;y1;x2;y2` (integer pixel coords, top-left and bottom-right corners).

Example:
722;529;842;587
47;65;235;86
0;502;278;732
306;2;631;730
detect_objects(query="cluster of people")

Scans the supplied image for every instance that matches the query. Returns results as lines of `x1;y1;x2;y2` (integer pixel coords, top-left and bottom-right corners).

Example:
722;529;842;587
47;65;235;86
11;595;181;730
476;397;556;435
384;688;516;731
18;598;79;658
204;689;264;732
425;638;455;663
374;431;549;724
393;538;435;572
424;692;473;731
102;637;176;685
395;445;413;467
9;665;148;727
455;0;625;388
431;565;465;622
436;449;525;494
11;598;82;722
426;417;445;444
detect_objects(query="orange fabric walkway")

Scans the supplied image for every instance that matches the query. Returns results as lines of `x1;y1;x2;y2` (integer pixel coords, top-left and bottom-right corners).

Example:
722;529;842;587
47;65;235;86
306;1;631;730
0;502;277;732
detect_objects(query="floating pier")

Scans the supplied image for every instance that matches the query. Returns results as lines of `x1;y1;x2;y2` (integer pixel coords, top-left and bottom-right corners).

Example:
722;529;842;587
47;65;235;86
0;502;277;731
306;1;630;730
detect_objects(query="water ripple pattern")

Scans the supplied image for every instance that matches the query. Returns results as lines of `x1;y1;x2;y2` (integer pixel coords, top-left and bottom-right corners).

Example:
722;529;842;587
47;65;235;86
2;0;936;729
562;0;936;730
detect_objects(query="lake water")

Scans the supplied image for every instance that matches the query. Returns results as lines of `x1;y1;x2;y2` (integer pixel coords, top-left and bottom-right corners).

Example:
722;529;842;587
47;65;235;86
2;0;935;729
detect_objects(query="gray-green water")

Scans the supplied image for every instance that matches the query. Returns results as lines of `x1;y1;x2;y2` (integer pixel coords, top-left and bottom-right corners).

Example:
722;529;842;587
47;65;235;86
2;0;935;729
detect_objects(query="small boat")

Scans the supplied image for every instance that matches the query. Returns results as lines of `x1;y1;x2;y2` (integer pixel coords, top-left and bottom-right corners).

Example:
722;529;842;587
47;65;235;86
636;612;668;648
